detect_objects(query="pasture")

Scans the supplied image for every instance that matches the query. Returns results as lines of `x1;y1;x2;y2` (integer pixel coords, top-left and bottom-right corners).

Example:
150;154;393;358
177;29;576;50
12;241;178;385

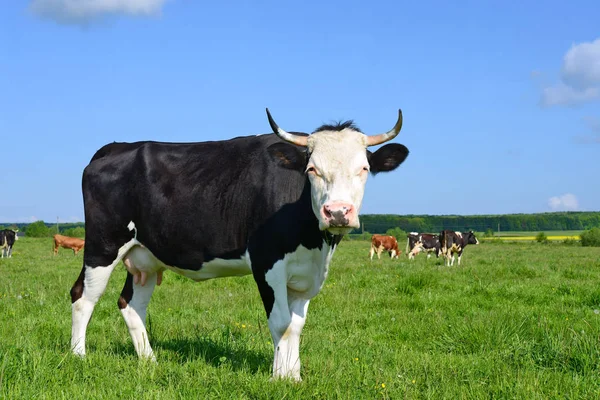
1;238;600;399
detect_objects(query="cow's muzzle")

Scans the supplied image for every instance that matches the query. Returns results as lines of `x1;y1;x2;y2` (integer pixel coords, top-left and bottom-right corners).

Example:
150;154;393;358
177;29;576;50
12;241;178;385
321;202;358;231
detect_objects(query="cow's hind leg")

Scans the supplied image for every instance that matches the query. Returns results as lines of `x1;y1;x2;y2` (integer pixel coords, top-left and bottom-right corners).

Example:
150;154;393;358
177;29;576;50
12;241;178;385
118;271;157;360
70;263;117;356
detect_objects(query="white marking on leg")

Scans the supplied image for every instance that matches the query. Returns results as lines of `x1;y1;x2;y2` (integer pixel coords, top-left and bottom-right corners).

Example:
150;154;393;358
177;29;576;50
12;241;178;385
377;245;383;260
264;242;335;381
458;254;462;266
71;237;140;356
71;264;116;356
120;273;157;360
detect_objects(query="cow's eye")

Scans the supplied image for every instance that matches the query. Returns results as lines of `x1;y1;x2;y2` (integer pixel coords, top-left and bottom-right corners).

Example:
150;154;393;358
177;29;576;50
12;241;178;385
360;166;369;174
306;166;319;176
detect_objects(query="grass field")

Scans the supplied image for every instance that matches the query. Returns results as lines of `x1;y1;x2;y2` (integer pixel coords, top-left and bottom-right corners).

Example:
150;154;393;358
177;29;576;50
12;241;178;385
1;238;600;399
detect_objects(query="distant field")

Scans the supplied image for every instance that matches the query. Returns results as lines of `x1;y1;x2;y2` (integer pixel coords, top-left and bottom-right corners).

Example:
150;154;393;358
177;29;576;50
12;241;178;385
493;230;584;237
1;238;600;398
481;231;583;242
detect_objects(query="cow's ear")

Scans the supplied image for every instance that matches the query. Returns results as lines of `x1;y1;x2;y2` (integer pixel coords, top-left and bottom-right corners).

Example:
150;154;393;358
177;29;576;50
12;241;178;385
267;142;307;171
368;143;409;175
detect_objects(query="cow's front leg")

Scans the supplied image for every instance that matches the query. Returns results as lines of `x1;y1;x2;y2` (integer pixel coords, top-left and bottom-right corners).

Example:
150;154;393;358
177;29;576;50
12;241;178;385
269;291;309;381
260;264;309;381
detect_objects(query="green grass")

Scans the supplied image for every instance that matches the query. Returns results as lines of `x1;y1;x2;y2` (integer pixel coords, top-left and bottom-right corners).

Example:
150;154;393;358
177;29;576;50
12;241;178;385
1;238;600;398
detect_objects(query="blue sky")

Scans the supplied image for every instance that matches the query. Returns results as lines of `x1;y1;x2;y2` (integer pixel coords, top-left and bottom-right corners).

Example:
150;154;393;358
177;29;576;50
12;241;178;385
1;0;599;223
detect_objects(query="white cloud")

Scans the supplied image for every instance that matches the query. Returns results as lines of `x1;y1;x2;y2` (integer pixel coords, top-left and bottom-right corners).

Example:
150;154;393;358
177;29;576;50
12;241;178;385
540;83;599;107
561;38;600;90
29;0;168;25
540;38;600;107
548;193;579;211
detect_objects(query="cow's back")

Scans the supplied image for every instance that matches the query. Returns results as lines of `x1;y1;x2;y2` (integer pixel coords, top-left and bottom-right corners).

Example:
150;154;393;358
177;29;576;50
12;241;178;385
83;135;309;269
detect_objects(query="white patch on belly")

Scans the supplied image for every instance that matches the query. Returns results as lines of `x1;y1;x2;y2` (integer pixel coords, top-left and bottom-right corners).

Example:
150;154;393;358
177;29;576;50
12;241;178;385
167;252;252;281
123;245;252;282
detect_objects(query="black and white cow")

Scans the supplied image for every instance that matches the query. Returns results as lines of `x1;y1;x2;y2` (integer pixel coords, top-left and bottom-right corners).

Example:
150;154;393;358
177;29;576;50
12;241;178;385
440;230;479;266
70;109;409;381
406;232;441;260
0;229;18;258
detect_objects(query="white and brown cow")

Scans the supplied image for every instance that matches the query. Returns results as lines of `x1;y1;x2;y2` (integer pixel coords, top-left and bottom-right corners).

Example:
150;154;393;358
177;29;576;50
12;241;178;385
369;234;401;260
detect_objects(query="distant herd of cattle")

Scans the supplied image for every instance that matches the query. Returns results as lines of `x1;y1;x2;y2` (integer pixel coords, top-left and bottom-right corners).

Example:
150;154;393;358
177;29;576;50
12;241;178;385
0;229;84;258
2;228;479;265
370;230;479;266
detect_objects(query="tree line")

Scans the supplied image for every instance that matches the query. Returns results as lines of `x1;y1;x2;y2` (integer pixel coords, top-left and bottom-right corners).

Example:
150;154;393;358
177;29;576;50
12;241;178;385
358;211;600;234
0;221;85;238
2;211;600;239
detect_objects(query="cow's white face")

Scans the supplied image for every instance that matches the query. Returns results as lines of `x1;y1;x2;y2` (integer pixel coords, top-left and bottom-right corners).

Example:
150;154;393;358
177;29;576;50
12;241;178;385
266;109;409;235
305;130;369;233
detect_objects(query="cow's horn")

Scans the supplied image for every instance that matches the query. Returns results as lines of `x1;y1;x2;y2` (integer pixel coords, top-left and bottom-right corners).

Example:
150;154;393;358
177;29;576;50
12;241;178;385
266;108;308;147
366;109;403;146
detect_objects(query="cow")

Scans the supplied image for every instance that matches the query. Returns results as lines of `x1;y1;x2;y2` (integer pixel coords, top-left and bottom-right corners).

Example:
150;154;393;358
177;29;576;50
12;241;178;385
0;229;18;258
369;234;401;260
406;232;441;260
440;230;479;266
54;234;85;256
69;108;409;381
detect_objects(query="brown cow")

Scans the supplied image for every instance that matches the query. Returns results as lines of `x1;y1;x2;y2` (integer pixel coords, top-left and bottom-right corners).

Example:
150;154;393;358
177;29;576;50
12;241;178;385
369;234;401;261
53;234;85;256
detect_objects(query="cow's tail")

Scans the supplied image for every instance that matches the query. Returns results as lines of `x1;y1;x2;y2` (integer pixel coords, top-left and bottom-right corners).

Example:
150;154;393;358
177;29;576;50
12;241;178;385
405;237;409;254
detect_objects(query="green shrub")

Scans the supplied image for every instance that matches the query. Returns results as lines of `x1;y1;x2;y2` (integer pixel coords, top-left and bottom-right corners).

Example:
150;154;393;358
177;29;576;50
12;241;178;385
580;227;600;247
62;227;85;238
535;232;548;244
483;228;495;238
386;227;407;241
25;221;51;237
